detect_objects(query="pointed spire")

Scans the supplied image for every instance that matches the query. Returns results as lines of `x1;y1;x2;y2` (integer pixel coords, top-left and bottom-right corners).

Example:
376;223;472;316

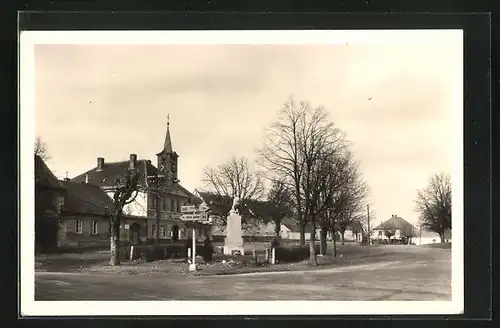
164;114;173;153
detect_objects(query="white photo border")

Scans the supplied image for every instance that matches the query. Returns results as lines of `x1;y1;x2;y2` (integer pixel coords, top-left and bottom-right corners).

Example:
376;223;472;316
20;30;464;316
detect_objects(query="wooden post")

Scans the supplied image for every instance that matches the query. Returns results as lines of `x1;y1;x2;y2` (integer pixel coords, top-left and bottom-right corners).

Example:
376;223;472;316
129;245;134;261
271;247;276;264
367;204;371;246
189;227;197;271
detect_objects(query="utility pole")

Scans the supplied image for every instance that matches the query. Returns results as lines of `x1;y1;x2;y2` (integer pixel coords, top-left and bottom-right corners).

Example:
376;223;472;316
367;204;371;246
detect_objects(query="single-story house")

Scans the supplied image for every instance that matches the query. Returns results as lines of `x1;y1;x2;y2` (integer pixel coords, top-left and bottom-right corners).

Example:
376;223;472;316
372;214;451;245
372;214;416;243
57;179;151;249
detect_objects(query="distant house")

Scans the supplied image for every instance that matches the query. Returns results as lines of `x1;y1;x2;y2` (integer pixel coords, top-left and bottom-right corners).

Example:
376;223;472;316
372;214;416;243
372;214;451;245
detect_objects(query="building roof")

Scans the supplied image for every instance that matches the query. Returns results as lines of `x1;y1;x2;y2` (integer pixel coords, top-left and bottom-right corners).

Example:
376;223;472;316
60;180;115;216
372;215;414;231
71;159;193;198
35;155;64;190
281;217;315;233
163;121;173;153
72;159;156;188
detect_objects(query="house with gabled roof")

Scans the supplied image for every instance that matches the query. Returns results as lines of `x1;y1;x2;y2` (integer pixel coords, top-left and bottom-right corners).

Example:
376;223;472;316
70;118;210;243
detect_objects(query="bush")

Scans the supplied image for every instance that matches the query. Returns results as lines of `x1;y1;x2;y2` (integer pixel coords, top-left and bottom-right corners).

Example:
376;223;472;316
125;243;210;262
274;244;320;263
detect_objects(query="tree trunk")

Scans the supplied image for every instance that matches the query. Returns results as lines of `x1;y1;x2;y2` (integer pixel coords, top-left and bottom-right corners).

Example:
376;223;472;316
110;212;121;266
156;194;160;244
439;232;445;243
331;227;337;258
341;230;346;245
307;215;317;265
319;227;328;255
274;219;281;238
299;222;306;246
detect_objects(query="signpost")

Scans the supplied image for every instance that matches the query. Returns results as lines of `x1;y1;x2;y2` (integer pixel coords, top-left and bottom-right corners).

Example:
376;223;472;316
180;203;211;271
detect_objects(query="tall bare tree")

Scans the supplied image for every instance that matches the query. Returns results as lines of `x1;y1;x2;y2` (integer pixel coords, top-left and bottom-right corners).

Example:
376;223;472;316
259;96;308;245
298;106;347;265
34;136;50;161
201;156;264;223
415;172;452;243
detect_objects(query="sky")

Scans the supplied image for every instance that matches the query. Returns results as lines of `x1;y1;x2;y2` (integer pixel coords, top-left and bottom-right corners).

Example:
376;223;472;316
33;31;462;226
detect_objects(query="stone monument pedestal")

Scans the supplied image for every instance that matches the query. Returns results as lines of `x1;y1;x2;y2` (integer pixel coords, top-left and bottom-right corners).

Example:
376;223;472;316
223;212;245;255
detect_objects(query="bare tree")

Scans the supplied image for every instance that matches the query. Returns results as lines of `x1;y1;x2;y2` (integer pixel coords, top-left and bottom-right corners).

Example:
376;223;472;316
298;106;348;265
247;179;294;241
35;136;50;161
383;225;397;243
201;156;265;221
335;155;369;245
259;96;308;245
265;179;293;238
110;167;140;265
415;172;452;243
400;226;417;244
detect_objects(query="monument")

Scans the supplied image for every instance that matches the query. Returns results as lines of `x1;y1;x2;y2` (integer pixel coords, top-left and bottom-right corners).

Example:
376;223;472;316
223;197;245;255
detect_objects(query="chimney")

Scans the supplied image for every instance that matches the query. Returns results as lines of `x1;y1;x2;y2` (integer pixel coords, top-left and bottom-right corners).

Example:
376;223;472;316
97;157;104;171
129;154;137;170
63;171;70;181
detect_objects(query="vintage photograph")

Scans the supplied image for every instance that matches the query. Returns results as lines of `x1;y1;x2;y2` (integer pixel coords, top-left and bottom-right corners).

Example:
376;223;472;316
21;30;463;315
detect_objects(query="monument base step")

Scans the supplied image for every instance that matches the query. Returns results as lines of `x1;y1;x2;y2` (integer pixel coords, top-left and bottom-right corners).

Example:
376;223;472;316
223;245;245;256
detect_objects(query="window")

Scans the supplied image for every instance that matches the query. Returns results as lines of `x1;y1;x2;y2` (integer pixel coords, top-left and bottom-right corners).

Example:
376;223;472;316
75;220;83;234
160;224;166;237
378;231;382;236
152;224;157;237
162;199;167;211
92;221;99;235
176;200;180;213
171;200;175;212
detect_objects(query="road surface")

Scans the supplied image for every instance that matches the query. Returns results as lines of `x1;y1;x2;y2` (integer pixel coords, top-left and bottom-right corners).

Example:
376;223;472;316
35;250;451;301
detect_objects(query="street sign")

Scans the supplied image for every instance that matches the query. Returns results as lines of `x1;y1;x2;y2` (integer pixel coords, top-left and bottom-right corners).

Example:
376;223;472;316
181;212;210;222
181;213;203;221
181;205;197;213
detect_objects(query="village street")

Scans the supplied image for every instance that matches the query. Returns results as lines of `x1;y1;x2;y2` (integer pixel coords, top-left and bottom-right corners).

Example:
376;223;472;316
35;247;451;301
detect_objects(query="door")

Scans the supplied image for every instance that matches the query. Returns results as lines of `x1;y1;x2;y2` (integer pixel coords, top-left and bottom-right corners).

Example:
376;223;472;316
130;223;140;245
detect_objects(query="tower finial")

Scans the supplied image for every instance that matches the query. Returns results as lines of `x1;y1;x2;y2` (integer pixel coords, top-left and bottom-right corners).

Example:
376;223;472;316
163;114;173;153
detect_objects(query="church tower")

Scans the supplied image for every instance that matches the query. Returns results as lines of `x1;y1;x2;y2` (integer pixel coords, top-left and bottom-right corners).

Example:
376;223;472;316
156;115;179;184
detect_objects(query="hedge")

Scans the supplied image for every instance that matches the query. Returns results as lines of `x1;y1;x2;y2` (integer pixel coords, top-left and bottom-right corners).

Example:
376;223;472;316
123;243;213;262
274;244;320;263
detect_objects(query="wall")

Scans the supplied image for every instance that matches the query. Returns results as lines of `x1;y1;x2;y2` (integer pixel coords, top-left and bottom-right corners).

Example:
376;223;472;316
146;192;190;213
372;229;402;240
58;215;110;249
